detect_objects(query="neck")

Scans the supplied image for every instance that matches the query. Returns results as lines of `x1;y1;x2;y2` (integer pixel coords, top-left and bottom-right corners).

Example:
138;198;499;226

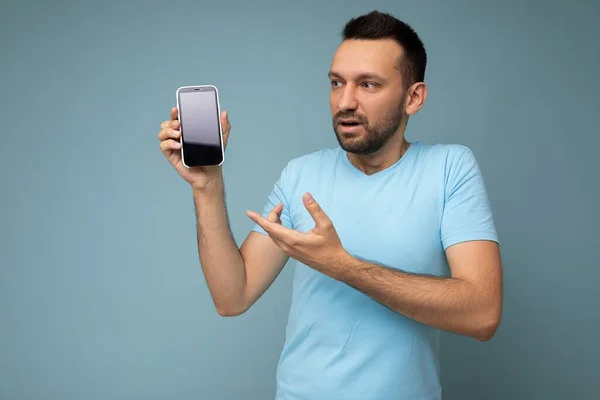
347;135;411;176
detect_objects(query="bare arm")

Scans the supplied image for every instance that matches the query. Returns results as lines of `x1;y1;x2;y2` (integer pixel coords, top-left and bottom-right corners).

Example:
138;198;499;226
247;192;503;341
328;240;503;341
193;177;289;316
158;108;287;317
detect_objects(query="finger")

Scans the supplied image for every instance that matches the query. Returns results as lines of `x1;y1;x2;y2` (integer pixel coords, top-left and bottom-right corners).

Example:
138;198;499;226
246;210;296;240
267;203;283;223
302;193;331;228
220;110;231;147
158;128;181;141
221;110;230;133
159;139;182;152
160;119;180;131
246;210;270;230
171;107;178;120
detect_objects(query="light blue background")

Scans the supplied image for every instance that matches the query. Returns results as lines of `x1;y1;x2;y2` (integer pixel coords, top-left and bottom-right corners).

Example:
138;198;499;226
1;1;598;399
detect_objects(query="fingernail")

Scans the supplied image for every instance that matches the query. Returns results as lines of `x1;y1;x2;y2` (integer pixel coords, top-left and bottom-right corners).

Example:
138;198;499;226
303;193;313;203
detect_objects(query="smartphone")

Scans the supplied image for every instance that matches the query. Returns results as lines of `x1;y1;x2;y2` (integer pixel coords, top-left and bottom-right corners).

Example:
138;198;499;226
175;85;224;167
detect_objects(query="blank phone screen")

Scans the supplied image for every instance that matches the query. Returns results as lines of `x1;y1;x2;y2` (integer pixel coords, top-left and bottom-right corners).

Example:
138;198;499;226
178;86;223;166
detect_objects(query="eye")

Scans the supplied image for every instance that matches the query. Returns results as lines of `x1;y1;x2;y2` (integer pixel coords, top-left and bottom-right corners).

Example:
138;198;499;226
330;80;342;88
362;82;377;89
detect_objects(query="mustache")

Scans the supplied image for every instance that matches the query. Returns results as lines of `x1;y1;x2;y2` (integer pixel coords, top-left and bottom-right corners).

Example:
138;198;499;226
334;112;367;124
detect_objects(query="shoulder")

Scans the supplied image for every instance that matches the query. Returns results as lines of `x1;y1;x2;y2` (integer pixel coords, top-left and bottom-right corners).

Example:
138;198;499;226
290;146;340;165
276;146;341;185
415;141;481;176
416;141;475;163
283;146;341;172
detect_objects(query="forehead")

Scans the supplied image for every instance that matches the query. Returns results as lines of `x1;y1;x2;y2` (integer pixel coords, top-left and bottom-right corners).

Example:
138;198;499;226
330;39;403;79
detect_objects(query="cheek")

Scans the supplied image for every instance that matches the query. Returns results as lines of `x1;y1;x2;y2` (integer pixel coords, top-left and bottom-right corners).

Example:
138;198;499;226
365;99;398;122
359;106;379;124
358;95;386;116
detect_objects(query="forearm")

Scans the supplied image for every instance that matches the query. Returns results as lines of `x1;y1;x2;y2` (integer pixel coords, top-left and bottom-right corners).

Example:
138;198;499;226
193;178;246;316
329;254;497;341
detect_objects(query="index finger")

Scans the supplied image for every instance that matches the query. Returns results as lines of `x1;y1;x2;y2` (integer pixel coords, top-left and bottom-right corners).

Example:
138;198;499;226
247;210;302;240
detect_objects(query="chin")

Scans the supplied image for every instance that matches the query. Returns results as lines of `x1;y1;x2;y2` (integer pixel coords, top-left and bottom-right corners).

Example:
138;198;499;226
339;140;377;155
336;134;387;156
344;146;376;156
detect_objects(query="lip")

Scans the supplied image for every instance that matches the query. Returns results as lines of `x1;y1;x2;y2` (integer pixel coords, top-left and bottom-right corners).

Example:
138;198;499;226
337;123;363;133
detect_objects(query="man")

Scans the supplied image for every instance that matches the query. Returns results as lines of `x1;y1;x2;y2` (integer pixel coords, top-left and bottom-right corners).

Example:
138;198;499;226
158;10;502;400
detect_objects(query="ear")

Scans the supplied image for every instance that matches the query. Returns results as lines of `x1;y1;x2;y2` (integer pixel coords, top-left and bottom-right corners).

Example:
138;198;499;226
405;82;428;115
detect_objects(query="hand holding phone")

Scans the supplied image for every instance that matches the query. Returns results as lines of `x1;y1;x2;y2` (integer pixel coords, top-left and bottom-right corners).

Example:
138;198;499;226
158;85;231;189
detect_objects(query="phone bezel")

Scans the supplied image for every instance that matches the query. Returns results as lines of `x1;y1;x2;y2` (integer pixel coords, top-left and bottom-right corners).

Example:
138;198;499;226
175;85;225;168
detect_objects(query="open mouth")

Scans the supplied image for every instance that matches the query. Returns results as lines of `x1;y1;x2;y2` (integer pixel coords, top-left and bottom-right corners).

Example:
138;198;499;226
337;120;363;134
338;119;362;127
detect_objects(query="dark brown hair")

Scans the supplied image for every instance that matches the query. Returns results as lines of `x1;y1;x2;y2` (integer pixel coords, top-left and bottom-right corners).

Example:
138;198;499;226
342;11;427;88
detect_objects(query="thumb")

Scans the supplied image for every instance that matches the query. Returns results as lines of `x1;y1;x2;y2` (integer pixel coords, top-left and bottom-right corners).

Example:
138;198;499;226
268;203;284;223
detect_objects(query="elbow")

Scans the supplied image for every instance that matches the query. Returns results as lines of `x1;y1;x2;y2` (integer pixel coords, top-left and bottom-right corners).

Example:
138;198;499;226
473;317;500;342
216;300;249;317
214;288;252;317
474;321;499;342
216;306;245;317
216;304;247;317
473;305;502;342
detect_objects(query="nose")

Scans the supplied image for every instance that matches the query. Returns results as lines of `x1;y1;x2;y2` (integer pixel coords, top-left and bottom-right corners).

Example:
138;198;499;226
337;86;358;111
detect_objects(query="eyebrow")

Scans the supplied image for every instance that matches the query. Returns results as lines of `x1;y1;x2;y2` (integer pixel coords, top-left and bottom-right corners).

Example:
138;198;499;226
328;70;387;82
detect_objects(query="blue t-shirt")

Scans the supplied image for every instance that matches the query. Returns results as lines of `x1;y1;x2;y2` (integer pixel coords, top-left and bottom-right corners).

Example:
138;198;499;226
252;141;498;400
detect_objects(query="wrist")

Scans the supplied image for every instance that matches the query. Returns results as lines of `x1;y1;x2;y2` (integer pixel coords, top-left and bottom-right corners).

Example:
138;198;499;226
191;178;224;200
327;249;355;280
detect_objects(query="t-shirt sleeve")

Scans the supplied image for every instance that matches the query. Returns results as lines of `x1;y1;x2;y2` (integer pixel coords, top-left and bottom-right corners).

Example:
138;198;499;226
441;146;499;250
251;161;295;236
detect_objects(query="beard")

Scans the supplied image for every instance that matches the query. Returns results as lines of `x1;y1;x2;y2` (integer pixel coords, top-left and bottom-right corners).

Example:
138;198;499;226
332;102;406;156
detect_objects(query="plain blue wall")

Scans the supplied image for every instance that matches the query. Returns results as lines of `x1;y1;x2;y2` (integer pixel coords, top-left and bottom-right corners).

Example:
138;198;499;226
1;0;598;399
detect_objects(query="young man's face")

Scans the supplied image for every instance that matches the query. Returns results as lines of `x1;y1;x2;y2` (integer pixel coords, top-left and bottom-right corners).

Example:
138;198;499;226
329;38;408;155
